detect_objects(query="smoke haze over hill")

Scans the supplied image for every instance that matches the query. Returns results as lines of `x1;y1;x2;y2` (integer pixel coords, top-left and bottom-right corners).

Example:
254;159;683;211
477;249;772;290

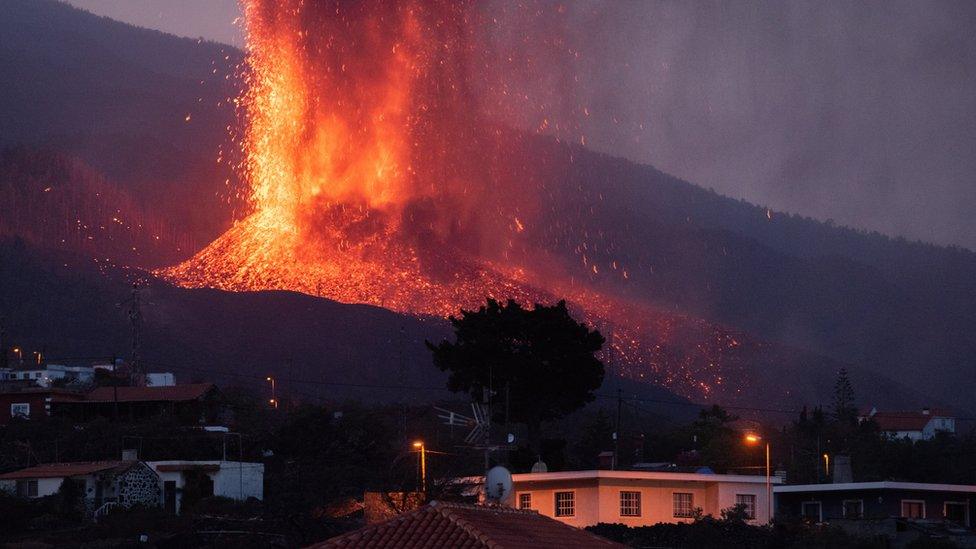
65;0;976;250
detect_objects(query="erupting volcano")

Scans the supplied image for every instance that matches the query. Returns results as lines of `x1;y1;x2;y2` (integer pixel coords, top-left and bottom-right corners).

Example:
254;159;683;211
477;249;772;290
161;0;754;401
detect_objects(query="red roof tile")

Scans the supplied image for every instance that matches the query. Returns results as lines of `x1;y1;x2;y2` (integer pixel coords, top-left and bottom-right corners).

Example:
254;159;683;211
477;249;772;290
82;383;215;403
0;461;130;480
863;409;953;432
309;501;626;548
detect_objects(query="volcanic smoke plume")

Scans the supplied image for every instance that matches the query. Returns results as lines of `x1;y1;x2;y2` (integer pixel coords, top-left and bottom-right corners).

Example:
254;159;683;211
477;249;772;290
162;0;750;401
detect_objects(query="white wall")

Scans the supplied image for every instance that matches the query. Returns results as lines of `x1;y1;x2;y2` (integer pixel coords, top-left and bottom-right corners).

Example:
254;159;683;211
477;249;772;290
0;477;68;498
148;461;264;514
514;476;772;527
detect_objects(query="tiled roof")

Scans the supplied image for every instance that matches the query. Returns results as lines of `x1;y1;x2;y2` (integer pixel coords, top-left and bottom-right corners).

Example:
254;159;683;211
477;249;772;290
0;461;130;480
81;383;215;403
865;409;952;432
310;501;625;548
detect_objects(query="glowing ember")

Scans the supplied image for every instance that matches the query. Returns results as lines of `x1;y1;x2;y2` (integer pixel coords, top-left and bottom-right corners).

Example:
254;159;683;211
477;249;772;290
161;0;755;401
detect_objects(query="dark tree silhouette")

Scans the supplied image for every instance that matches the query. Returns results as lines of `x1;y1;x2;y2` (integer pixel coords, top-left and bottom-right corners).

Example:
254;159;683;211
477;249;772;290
832;368;857;423
427;299;605;449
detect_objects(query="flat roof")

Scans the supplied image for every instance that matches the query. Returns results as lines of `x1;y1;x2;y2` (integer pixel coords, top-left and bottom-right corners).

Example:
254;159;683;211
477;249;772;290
775;481;976;494
513;469;779;485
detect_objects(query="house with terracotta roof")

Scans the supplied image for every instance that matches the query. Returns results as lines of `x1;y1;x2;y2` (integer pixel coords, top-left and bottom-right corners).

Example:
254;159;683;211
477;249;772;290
0;387;84;425
859;407;955;441
0;454;160;516
512;469;779;528
308;501;626;548
57;383;219;422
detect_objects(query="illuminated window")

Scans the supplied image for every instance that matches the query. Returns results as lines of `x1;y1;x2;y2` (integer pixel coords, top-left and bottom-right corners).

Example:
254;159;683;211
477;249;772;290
555;491;575;517
902;500;925;519
735;494;757;519
673;492;694;518
620;491;641;517
518;493;532;510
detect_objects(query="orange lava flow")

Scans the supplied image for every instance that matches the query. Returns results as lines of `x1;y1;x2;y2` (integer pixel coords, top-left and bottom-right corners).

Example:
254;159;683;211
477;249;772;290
160;0;757;402
162;0;559;318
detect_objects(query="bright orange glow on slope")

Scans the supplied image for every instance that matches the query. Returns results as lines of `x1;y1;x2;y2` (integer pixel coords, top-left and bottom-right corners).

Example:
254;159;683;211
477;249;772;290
161;0;762;402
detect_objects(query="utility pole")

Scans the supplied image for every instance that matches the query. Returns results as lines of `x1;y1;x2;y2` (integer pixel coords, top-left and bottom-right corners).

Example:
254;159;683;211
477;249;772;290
614;388;622;470
0;317;7;370
127;283;142;384
112;354;119;421
398;324;406;443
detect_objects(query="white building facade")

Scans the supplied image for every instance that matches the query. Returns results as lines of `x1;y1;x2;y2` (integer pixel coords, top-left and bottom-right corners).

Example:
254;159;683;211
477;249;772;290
512;470;780;527
147;460;264;514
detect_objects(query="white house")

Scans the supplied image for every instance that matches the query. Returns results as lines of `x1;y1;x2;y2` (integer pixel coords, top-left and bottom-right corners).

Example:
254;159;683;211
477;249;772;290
0;459;160;515
512;469;780;527
5;364;96;387
859;407;955;442
147;460;264;514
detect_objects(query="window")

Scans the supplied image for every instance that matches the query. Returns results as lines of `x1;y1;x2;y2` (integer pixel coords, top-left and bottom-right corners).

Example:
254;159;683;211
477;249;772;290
518;493;532;510
842;499;863;518
16;480;38;497
10;403;29;418
735;494;757;519
620;491;641;517
945;502;968;526
801;501;822;522
554;491;575;517
673;492;694;518
901;500;925;519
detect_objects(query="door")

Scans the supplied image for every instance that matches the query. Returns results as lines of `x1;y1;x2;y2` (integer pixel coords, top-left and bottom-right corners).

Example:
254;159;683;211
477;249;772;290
164;481;177;514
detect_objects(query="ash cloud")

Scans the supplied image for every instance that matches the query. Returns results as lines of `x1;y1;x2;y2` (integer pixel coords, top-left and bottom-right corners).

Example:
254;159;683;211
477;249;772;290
489;0;976;250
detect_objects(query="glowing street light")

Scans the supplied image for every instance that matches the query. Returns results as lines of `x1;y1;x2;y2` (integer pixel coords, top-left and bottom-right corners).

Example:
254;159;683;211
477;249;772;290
413;440;427;493
12;347;22;360
744;432;772;522
266;376;277;409
823;453;830;479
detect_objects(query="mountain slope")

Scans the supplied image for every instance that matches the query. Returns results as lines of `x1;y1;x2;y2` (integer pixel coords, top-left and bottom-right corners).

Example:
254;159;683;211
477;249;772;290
0;0;972;412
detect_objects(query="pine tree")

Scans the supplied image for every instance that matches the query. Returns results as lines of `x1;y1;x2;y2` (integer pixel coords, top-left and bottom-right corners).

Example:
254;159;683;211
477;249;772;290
832;368;857;424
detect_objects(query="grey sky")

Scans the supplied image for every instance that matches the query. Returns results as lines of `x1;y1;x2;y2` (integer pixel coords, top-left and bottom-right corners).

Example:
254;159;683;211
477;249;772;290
64;0;244;47
64;0;976;250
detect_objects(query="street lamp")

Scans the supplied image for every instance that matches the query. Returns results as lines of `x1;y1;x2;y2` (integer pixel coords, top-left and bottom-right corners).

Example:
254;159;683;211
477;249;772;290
823;453;830;479
266;376;277;409
412;440;427;493
744;432;772;523
12;347;21;361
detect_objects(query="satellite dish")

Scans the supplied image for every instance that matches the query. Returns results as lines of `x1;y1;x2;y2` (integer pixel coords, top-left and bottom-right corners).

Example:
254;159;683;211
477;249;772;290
485;466;513;504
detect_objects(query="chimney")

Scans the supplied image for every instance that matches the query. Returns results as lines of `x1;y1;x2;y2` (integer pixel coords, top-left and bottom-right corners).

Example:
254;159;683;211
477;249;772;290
832;455;853;484
922;407;930;415
122;449;138;461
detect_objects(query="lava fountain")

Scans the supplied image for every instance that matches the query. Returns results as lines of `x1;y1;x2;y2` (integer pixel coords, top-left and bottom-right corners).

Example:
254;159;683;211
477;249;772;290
162;0;752;401
163;0;584;316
